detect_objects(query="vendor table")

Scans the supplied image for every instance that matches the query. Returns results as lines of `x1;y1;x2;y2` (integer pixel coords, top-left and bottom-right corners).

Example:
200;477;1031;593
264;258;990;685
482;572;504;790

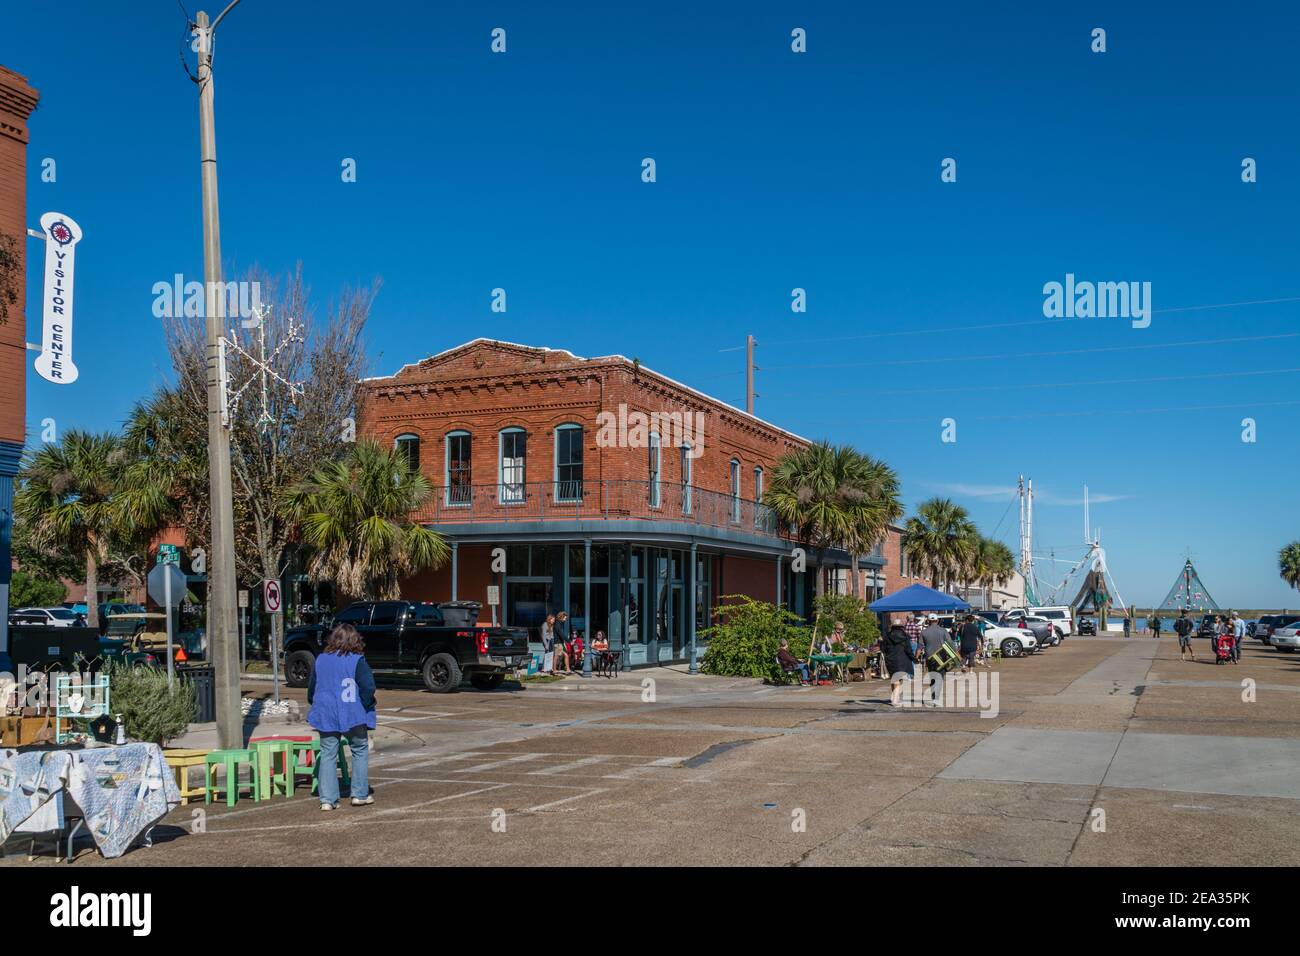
0;743;181;859
810;653;853;684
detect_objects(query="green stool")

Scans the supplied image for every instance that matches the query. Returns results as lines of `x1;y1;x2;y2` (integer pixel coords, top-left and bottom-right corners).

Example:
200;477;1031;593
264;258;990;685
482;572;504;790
250;740;293;800
306;738;351;797
204;749;259;807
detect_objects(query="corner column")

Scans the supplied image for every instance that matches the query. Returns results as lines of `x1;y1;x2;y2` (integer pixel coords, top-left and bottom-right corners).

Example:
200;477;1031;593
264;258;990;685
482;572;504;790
450;540;459;602
688;542;698;674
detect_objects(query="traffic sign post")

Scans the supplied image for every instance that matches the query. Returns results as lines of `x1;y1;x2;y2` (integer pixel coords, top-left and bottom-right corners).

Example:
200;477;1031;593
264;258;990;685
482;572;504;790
238;590;249;672
148;562;187;689
264;580;282;703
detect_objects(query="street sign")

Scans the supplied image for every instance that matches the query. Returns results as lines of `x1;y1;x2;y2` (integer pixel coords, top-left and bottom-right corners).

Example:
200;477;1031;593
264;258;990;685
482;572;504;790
238;589;249;609
147;563;187;608
157;543;180;566
263;579;282;613
486;585;500;607
34;211;83;385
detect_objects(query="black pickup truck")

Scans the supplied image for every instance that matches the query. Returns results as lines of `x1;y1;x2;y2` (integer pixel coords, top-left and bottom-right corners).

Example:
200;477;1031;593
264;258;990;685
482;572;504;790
282;600;530;693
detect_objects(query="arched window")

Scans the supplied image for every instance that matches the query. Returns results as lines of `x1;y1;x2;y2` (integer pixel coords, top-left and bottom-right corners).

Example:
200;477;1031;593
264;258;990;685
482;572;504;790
393;433;420;473
445;431;471;505
554;424;584;502
648;432;661;508
729;459;741;523
499;427;526;504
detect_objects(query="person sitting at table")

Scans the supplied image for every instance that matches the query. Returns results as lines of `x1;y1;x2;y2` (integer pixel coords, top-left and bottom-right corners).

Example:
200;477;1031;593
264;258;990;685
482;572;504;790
307;622;375;811
776;639;810;685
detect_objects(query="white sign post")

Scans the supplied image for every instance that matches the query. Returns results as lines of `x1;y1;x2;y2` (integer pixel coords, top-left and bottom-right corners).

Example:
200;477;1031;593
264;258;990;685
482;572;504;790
264;580;282;703
33;212;83;385
238;590;249;672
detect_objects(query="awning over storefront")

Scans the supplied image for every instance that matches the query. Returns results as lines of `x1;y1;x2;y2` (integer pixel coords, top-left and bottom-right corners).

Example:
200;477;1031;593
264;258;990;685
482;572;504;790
869;583;971;613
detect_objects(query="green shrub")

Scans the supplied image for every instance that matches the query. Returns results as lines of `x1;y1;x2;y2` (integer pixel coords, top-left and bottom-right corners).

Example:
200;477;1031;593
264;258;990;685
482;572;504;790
699;595;809;683
811;593;880;653
10;570;67;608
106;661;198;746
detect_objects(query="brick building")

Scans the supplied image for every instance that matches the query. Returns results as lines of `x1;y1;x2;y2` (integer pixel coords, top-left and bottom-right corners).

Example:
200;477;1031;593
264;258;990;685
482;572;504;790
0;65;39;667
359;338;879;666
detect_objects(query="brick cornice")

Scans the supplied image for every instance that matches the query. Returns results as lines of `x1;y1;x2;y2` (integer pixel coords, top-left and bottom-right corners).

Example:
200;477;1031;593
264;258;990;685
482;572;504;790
0;66;39;145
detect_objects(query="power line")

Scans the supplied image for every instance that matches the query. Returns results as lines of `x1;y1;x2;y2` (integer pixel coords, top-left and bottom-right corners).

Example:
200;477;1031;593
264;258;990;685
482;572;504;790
785;398;1300;429
759;365;1300;401
716;295;1300;352
760;333;1300;373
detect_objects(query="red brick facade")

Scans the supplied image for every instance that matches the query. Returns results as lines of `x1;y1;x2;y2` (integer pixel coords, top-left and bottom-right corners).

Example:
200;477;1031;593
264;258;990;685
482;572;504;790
358;339;808;503
0;65;39;446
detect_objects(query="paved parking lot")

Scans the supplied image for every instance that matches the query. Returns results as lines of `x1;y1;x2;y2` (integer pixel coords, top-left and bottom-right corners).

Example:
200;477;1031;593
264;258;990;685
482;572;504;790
9;634;1300;866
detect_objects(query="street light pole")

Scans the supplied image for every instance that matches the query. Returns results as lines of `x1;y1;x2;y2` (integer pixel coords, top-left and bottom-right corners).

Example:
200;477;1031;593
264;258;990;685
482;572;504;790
196;3;243;749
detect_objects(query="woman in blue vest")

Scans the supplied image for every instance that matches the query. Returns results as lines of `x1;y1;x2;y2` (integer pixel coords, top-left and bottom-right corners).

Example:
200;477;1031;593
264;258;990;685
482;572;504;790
307;623;376;810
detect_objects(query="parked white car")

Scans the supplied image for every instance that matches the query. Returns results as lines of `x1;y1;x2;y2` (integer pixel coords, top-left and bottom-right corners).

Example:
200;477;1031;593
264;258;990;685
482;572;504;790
14;606;83;627
1270;621;1300;652
980;620;1039;658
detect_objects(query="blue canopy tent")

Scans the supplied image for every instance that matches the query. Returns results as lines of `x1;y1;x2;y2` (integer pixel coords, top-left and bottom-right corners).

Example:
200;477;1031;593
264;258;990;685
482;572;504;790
868;583;971;614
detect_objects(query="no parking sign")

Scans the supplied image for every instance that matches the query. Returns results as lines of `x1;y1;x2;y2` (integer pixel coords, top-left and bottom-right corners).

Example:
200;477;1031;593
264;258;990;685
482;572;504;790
263;579;281;612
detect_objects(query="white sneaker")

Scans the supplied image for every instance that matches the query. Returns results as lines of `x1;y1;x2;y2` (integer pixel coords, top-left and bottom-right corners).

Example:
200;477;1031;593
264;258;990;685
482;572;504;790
320;802;337;812
351;795;375;807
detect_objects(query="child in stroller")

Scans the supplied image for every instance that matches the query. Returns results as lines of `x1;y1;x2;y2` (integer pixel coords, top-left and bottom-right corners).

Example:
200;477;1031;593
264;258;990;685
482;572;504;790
1214;631;1234;664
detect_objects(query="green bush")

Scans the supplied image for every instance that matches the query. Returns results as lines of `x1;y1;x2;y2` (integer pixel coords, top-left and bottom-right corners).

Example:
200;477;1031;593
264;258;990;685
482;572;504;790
811;593;881;652
106;661;198;746
10;570;67;608
699;595;809;683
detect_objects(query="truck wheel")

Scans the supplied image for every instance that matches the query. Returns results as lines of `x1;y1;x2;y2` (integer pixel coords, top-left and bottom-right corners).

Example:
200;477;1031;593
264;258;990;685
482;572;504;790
422;653;462;693
470;673;505;691
1001;638;1022;658
286;650;315;688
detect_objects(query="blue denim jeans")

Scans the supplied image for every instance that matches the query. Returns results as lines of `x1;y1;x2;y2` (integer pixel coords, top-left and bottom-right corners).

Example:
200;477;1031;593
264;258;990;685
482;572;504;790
318;729;369;806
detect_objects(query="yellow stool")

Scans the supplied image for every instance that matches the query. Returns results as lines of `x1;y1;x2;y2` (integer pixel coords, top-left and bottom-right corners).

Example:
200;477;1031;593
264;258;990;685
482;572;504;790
164;748;210;806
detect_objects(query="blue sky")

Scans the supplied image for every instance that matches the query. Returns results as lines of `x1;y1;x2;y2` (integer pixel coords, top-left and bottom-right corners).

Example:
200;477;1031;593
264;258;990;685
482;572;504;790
5;1;1298;607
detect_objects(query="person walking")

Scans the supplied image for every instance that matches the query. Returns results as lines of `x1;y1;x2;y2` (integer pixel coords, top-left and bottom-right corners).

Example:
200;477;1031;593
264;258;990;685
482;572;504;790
883;617;914;707
1151;614;1163;640
958;614;982;672
1174;609;1195;662
1122;614;1131;639
904;613;923;665
1231;611;1246;664
554;611;571;674
920;614;950;667
307;622;376;811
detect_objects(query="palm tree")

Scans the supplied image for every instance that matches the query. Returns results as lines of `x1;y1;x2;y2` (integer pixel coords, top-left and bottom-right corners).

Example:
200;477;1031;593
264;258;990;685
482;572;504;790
1280;541;1300;593
764;443;903;599
902;497;978;592
840;452;903;598
972;536;1016;607
14;431;127;630
280;440;449;600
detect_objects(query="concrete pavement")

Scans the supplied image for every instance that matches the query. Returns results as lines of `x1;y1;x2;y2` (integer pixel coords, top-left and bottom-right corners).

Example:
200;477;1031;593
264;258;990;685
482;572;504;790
7;633;1299;866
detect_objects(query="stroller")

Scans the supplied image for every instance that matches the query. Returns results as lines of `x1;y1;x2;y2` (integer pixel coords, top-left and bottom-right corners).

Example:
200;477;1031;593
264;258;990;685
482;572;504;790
1214;632;1234;664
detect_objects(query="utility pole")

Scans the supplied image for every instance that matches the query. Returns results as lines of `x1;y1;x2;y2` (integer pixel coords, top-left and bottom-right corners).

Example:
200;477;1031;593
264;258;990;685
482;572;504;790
745;334;758;415
195;3;243;749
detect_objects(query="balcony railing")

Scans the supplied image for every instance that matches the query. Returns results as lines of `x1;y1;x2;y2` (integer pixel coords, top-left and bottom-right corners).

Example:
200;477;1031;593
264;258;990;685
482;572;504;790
415;480;780;537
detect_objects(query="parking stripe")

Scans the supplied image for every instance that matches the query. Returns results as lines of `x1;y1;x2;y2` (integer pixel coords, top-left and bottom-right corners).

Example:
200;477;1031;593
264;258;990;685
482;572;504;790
452;753;546;773
526;756;609;775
